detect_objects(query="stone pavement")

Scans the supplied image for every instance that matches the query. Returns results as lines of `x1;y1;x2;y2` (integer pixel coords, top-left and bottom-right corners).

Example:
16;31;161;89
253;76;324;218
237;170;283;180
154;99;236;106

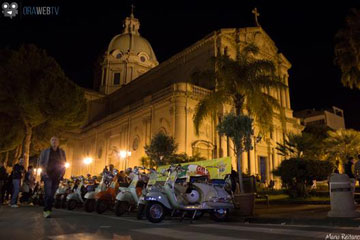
238;204;360;227
1;204;360;239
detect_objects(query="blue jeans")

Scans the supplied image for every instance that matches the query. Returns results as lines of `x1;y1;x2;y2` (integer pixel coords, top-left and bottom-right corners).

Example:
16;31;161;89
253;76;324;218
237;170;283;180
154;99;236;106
11;179;21;205
43;177;60;212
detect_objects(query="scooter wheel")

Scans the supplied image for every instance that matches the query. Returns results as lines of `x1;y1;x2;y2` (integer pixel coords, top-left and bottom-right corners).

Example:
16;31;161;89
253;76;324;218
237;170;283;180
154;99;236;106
145;202;166;223
61;198;67;209
136;204;145;220
67;199;77;210
210;208;228;222
84;199;95;212
115;201;129;216
95;200;108;214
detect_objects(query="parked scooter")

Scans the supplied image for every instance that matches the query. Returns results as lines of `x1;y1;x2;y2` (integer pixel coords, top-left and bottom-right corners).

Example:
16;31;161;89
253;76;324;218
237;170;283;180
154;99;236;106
114;167;149;216
66;176;87;210
95;172;119;214
54;179;72;209
144;164;234;223
84;176;106;212
136;169;162;219
32;182;44;206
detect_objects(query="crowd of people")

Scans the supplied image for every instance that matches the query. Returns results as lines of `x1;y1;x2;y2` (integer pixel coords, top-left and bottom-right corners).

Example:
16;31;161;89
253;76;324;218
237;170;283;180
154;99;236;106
0;158;36;207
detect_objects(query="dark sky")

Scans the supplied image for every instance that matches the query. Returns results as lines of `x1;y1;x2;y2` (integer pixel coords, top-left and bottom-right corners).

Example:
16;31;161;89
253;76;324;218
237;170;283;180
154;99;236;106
1;0;360;129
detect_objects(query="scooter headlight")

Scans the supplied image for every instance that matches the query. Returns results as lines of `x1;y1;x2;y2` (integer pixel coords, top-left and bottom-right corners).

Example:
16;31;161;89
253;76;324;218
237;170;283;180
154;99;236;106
145;196;157;201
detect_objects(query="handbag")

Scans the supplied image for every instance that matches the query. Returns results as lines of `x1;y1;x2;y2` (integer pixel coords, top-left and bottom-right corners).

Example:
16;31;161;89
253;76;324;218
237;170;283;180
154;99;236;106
21;182;30;193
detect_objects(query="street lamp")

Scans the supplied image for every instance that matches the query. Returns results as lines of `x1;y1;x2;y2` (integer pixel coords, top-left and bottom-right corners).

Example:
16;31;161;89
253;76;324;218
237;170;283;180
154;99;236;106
83;157;93;175
118;150;131;170
83;157;93;165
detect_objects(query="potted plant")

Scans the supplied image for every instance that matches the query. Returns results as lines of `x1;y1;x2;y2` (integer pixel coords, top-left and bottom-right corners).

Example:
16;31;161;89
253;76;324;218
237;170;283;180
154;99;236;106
217;113;255;215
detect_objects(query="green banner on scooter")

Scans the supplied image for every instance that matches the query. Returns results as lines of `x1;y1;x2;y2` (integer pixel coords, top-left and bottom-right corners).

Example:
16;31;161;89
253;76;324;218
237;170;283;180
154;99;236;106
157;157;232;180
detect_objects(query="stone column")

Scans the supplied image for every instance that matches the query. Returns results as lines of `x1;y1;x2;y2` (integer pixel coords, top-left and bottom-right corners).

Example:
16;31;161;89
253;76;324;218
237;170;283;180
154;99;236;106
249;148;255;175
174;97;186;153
221;133;227;158
281;88;286;108
142;115;152;146
285;75;291;109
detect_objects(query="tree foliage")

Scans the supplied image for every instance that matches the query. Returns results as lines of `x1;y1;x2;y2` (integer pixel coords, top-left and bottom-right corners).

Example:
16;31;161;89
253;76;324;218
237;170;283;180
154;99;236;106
334;8;360;89
192;42;286;135
0;113;24;152
324;128;360;163
144;132;178;167
217;113;254;154
276;132;323;159
0;44;87;167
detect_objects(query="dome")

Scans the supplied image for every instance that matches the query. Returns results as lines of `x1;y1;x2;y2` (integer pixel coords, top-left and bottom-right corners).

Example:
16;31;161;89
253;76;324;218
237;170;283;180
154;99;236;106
108;33;157;61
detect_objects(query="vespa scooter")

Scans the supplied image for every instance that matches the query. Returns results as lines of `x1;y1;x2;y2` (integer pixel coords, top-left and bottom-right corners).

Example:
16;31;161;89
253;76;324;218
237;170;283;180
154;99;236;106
144;165;233;223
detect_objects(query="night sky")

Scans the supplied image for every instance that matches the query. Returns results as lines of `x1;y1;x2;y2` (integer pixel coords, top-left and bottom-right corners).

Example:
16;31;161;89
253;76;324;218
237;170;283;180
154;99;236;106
1;0;360;129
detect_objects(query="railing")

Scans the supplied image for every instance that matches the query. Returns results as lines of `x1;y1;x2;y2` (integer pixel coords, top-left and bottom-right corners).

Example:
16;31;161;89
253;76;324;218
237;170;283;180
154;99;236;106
192;85;211;97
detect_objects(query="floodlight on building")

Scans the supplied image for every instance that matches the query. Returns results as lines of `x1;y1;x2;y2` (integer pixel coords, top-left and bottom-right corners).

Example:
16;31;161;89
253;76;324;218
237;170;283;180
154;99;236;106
83;157;93;165
119;151;127;159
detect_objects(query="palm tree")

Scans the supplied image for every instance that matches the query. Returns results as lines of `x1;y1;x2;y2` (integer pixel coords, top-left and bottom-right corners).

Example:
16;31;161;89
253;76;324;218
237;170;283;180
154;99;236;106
334;8;360;89
324;128;360;163
192;42;287;193
276;132;324;160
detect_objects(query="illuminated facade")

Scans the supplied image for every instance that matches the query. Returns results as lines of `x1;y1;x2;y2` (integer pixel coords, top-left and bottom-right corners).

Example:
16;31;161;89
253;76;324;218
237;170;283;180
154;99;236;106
63;12;302;186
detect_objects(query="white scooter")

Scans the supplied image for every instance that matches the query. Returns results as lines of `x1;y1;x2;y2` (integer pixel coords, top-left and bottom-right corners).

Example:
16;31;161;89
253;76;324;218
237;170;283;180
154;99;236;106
66;176;86;210
114;167;149;216
83;175;107;212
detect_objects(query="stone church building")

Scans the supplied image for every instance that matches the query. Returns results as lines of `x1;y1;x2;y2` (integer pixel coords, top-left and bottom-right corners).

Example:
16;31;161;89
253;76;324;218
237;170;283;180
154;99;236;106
63;11;301;185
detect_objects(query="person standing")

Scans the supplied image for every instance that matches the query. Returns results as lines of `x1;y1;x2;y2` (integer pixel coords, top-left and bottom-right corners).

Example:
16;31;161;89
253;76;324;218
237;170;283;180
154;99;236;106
10;158;25;207
21;166;35;204
39;136;66;218
344;156;355;179
355;155;360;187
0;162;8;205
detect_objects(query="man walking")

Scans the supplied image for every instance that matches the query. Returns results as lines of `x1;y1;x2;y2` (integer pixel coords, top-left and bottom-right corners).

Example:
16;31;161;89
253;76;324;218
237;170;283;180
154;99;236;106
10;158;25;207
39;136;66;218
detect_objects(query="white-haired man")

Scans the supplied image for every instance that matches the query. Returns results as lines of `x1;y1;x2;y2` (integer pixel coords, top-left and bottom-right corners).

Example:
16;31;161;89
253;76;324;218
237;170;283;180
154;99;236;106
39;136;66;218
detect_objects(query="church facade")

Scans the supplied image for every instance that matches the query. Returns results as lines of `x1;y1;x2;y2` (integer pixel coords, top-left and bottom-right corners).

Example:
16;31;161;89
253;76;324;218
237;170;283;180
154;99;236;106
63;12;302;186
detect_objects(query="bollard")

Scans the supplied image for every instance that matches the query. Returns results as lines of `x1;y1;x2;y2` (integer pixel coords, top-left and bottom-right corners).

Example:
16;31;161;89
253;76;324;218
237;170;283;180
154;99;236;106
328;173;360;218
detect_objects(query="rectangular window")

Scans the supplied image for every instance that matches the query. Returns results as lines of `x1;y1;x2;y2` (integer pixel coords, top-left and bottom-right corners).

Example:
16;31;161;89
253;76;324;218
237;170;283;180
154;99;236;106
114;73;120;85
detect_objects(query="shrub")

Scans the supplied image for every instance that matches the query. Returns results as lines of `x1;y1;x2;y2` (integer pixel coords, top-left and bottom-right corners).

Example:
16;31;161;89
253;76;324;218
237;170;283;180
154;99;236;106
273;158;334;198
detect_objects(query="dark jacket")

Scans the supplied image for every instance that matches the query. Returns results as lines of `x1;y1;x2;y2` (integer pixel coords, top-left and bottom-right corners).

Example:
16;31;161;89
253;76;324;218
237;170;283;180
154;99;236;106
0;166;7;181
39;147;66;179
344;161;355;179
11;164;24;180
